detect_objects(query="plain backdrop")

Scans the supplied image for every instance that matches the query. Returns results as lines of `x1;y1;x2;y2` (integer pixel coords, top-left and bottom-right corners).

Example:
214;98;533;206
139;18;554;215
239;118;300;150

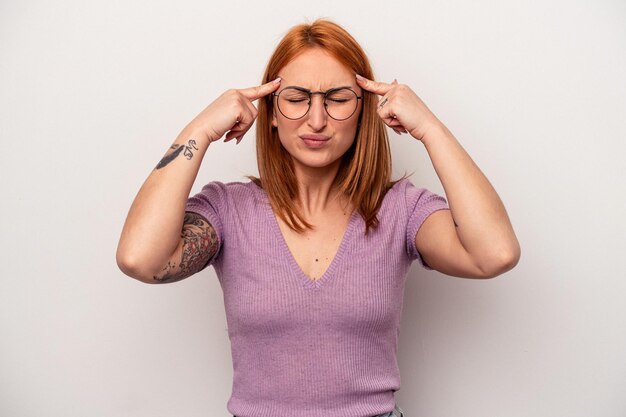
1;0;625;416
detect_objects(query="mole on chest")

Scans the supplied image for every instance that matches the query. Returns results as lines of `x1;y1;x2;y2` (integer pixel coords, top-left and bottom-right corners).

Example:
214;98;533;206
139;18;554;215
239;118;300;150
285;235;341;281
274;209;353;282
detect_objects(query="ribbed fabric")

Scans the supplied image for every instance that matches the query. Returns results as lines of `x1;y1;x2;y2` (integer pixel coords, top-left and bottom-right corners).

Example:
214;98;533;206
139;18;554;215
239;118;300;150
185;179;449;417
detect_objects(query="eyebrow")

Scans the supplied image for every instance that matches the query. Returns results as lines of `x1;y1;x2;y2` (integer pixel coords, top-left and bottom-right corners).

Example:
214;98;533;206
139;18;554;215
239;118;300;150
276;76;356;92
283;85;354;93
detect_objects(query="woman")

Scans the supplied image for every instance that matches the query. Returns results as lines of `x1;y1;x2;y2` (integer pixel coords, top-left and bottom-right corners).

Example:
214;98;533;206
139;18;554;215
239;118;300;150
117;18;520;417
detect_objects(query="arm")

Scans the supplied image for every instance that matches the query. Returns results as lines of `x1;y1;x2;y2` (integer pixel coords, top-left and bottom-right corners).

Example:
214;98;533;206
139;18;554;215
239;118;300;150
416;123;521;278
116;79;281;283
353;75;520;279
116;126;212;283
150;212;219;284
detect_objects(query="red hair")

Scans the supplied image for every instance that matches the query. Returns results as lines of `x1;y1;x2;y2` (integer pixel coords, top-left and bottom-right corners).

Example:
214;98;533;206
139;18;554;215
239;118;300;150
247;18;410;235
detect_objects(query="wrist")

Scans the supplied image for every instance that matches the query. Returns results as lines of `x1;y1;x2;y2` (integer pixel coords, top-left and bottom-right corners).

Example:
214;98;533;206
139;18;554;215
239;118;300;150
178;124;213;148
419;120;448;147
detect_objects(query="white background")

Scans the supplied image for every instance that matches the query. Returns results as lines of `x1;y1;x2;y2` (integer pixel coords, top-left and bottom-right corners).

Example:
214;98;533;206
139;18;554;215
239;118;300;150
1;0;625;416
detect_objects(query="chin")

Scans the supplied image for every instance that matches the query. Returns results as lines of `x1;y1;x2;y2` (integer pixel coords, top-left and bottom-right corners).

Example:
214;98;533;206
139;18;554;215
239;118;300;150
290;151;339;170
296;156;335;169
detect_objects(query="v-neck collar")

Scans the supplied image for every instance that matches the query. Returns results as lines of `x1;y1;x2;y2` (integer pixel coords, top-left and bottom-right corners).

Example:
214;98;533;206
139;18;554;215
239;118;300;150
254;182;359;289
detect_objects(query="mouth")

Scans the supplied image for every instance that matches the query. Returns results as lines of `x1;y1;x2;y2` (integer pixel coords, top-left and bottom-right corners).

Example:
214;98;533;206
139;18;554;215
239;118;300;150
300;134;330;148
300;134;330;141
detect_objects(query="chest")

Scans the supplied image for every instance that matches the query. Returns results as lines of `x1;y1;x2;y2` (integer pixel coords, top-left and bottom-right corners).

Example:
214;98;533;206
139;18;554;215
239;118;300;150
275;211;352;282
222;206;409;336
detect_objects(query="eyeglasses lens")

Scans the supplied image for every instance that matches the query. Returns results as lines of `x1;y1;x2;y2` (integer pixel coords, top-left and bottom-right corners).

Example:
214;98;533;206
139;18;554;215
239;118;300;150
277;88;358;120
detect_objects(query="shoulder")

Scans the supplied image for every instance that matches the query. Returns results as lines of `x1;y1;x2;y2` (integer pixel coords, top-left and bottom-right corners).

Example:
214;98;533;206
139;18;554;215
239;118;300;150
390;177;412;193
386;177;422;196
385;177;450;245
353;178;418;230
399;177;448;211
380;177;421;207
196;179;263;199
196;181;268;212
227;179;266;204
187;179;265;216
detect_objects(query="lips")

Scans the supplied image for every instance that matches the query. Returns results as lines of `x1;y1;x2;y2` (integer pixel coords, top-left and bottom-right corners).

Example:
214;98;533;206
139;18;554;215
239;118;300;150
300;134;330;148
299;134;330;141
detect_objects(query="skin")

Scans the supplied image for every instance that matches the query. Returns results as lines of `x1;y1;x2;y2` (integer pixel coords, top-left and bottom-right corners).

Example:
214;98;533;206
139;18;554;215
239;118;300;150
120;47;519;283
356;74;521;277
152;212;218;283
270;48;363;217
117;73;284;283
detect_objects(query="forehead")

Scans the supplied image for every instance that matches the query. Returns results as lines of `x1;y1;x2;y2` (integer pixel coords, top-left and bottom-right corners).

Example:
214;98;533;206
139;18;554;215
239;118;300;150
277;48;357;89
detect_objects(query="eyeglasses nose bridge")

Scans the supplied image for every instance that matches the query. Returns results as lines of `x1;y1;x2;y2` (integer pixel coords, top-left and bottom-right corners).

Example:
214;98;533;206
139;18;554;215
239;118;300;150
308;91;328;108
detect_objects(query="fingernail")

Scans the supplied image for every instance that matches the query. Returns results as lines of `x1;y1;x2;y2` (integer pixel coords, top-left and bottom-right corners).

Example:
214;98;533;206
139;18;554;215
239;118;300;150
355;74;365;82
272;77;281;84
236;137;242;144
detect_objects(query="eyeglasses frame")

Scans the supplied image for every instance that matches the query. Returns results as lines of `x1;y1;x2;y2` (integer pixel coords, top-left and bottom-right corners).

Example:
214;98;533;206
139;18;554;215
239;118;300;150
271;86;363;121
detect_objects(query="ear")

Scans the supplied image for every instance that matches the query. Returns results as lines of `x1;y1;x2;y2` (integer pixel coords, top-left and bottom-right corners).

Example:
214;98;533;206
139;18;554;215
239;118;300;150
271;110;278;128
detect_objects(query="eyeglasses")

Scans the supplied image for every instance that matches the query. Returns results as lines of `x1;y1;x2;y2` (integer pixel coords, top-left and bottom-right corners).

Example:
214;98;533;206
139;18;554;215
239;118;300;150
272;86;363;121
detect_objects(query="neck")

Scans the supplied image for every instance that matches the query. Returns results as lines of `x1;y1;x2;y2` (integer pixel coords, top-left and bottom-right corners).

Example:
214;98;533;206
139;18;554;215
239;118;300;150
292;158;348;218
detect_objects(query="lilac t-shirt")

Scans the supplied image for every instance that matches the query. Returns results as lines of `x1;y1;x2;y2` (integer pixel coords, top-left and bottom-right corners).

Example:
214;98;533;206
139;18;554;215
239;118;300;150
185;178;449;417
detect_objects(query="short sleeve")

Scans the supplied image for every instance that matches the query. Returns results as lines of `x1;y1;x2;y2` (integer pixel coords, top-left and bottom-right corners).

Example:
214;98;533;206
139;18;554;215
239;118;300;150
404;179;450;269
184;181;227;270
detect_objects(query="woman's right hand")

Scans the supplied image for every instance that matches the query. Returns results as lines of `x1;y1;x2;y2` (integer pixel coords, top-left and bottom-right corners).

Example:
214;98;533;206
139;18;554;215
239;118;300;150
186;77;282;145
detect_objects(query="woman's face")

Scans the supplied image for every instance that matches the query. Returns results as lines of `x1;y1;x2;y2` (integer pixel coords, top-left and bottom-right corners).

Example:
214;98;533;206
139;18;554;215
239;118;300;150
272;48;362;173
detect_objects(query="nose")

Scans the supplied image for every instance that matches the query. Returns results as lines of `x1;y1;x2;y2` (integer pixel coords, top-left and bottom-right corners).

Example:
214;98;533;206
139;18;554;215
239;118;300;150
306;94;328;131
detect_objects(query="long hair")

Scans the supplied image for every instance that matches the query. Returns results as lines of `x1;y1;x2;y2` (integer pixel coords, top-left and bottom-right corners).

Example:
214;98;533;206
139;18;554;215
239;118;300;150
246;18;410;236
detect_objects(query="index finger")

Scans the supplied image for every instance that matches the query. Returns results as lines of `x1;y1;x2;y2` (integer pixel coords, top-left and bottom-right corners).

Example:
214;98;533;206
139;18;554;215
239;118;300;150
239;77;282;101
355;74;393;96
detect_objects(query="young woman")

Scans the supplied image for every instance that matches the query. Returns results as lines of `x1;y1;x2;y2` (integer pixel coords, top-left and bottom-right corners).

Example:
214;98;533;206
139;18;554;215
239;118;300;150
117;18;520;417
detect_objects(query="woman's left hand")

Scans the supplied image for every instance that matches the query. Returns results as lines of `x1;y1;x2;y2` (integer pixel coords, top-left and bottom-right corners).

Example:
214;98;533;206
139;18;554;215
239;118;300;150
356;74;441;142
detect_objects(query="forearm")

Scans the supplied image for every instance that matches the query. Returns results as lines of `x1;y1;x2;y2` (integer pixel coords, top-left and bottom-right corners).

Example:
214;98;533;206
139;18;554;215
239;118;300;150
421;122;520;272
116;125;211;278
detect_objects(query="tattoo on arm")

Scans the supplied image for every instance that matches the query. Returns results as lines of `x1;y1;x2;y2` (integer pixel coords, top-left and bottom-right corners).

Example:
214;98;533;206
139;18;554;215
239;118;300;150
153;212;219;283
182;139;198;159
155;139;199;169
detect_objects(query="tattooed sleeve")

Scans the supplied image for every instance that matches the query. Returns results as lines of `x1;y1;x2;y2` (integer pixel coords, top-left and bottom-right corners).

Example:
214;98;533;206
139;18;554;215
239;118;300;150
152;212;219;283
